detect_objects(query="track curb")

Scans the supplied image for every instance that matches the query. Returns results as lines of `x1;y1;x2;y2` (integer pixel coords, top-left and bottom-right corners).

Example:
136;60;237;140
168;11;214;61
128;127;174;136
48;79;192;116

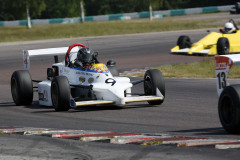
0;126;239;149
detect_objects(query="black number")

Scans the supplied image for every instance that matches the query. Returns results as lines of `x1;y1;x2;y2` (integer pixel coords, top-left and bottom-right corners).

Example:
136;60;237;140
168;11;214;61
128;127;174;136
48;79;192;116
105;78;116;86
217;72;226;89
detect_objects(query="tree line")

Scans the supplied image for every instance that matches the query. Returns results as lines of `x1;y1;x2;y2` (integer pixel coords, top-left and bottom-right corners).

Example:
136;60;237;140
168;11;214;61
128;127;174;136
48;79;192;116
0;0;235;21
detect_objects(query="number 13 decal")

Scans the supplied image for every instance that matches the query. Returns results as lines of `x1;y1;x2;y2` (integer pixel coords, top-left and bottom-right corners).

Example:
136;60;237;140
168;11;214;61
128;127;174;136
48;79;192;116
217;72;226;89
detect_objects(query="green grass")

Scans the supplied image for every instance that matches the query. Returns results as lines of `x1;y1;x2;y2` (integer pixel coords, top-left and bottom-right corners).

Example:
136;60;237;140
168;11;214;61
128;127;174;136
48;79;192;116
156;58;240;78
0;18;221;43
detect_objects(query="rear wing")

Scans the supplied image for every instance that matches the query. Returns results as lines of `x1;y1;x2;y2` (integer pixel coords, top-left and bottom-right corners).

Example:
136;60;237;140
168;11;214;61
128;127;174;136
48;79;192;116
215;54;240;96
23;46;80;69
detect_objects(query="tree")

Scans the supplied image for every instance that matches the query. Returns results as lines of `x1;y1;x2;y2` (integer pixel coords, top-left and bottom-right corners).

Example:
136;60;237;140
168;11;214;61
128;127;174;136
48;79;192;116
0;0;46;20
41;0;80;18
0;0;237;21
80;0;85;23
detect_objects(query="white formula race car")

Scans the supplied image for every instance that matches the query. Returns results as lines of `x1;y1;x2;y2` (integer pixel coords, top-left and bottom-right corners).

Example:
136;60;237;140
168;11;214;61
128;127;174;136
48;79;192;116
215;54;240;134
11;43;165;111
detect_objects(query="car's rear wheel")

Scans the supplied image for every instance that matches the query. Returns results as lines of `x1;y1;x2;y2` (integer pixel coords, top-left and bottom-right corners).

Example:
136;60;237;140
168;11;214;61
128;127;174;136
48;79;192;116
218;85;240;134
217;37;230;55
177;36;192;49
144;69;165;105
11;70;33;106
51;76;70;111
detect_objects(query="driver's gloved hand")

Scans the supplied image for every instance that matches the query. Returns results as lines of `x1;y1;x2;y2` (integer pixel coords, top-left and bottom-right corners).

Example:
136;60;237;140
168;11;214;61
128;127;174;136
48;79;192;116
74;60;82;67
219;28;225;33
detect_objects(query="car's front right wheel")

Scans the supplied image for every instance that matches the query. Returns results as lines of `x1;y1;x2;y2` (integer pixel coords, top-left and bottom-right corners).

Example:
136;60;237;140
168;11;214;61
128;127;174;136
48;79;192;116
144;69;165;105
51;76;70;111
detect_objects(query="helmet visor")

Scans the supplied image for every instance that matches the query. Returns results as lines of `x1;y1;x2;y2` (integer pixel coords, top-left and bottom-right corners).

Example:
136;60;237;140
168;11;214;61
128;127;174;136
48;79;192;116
82;53;93;63
225;27;231;32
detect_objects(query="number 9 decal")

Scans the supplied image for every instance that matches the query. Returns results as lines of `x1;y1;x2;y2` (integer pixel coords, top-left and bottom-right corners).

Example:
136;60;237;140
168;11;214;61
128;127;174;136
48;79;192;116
105;78;116;86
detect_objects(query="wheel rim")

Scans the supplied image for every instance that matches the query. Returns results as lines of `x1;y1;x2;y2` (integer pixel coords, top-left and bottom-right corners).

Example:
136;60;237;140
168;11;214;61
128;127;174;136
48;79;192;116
220;96;234;124
224;41;229;54
11;78;18;102
144;76;153;95
51;83;58;107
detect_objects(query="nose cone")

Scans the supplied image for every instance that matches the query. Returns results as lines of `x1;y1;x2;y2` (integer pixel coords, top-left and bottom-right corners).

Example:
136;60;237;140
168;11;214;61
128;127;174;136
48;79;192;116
189;43;204;54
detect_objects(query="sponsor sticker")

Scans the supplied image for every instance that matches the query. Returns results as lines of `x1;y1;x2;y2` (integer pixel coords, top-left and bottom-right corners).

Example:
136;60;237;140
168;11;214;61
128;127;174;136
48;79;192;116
79;76;86;83
88;77;94;84
215;56;233;70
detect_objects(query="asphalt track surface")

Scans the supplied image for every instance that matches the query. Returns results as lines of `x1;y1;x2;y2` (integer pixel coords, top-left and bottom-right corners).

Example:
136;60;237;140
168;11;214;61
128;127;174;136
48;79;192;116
1;29;240;159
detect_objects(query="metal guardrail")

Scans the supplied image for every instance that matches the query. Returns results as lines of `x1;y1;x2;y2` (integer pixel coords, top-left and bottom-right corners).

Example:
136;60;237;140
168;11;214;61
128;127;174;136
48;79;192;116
0;5;233;27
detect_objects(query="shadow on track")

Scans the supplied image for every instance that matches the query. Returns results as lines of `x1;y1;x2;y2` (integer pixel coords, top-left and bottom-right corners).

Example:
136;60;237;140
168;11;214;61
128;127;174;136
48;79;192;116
26;103;163;113
70;103;160;112
170;52;211;57
0;102;16;106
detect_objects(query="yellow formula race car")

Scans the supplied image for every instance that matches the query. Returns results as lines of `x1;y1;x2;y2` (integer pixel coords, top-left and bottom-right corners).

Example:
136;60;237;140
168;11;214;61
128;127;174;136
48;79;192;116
171;19;240;55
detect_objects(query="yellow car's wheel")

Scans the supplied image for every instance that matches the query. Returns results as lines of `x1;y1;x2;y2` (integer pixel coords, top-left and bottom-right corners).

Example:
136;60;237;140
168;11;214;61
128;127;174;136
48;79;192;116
217;37;230;55
177;36;192;49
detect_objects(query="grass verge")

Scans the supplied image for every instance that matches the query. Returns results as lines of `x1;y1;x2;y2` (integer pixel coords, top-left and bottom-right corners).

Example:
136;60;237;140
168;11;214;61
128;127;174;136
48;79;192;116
156;58;240;78
0;17;222;43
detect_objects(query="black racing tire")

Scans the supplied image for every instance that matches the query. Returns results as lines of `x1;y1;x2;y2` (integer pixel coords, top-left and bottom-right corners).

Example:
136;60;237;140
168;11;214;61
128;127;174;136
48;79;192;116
177;35;192;49
217;37;230;55
144;69;165;105
11;70;33;106
51;76;70;111
218;85;240;134
108;66;119;76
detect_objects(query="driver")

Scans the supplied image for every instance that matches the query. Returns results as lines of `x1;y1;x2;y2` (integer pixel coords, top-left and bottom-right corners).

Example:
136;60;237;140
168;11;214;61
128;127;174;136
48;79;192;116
74;47;99;67
221;22;236;34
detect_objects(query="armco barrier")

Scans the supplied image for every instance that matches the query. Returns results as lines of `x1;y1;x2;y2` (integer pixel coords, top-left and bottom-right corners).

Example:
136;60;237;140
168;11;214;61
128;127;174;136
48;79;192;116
202;6;218;13
0;5;233;27
170;9;185;16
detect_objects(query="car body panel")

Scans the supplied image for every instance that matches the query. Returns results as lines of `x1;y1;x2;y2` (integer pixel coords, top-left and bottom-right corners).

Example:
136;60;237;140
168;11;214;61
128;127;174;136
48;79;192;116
215;54;240;96
171;30;240;55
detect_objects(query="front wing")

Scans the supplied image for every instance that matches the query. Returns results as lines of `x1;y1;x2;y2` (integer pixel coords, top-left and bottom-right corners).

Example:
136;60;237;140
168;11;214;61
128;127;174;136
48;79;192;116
171;46;212;55
73;96;164;107
72;88;164;107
